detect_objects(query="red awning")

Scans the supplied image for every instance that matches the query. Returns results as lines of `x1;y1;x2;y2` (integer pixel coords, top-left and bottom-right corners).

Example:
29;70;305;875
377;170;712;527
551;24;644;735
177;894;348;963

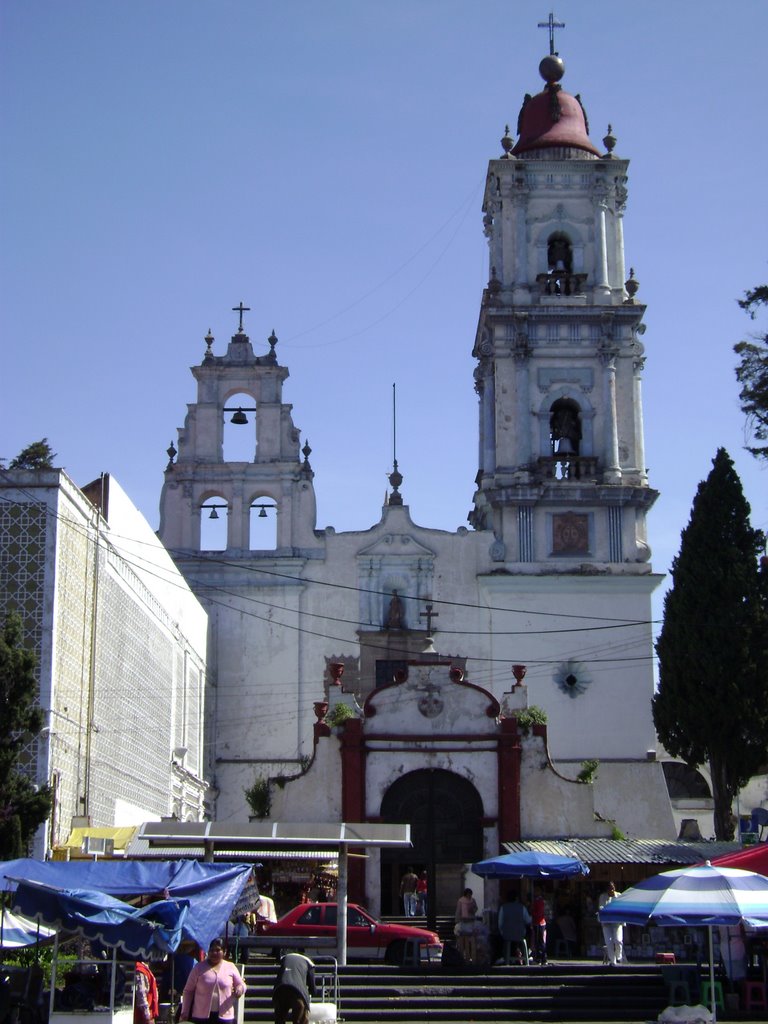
709;844;768;874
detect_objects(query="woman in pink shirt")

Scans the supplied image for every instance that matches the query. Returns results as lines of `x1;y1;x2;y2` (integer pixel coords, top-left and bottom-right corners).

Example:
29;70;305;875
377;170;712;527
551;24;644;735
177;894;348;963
181;939;246;1024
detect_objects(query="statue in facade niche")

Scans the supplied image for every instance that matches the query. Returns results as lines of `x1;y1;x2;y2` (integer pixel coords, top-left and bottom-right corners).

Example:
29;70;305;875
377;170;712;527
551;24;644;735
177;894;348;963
384;590;405;630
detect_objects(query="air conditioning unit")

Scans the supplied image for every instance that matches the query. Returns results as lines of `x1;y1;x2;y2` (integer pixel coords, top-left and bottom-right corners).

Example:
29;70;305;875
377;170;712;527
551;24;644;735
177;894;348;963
81;836;114;856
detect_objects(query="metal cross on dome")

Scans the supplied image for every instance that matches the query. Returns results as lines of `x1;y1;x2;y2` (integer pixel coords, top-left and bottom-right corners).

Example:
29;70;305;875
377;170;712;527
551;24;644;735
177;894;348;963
538;12;565;55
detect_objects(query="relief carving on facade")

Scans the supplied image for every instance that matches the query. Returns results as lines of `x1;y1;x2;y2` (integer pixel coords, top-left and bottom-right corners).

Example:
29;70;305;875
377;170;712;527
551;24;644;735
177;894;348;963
552;512;589;554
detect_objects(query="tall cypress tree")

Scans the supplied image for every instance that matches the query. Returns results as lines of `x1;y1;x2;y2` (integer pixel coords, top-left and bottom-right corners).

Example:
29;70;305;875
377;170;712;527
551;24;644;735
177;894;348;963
653;449;768;839
0;614;52;857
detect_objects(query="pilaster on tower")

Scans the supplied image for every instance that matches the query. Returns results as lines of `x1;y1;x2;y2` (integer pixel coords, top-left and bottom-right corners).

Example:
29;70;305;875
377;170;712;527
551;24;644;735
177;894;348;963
470;53;657;570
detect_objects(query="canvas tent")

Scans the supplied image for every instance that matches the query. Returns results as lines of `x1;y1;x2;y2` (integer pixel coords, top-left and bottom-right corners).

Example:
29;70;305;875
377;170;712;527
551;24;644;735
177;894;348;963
0;859;253;952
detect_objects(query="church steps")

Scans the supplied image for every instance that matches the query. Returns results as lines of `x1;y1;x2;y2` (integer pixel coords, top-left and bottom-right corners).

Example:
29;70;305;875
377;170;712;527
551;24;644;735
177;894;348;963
241;961;696;1023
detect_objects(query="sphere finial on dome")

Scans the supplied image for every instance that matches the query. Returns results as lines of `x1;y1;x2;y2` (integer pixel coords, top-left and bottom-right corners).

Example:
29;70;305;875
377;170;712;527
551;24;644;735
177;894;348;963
539;54;565;84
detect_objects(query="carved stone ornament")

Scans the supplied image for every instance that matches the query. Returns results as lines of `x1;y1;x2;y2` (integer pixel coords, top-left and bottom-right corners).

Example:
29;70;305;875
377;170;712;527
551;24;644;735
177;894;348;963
417;686;444;718
552;512;589;555
554;660;592;699
490;539;506;562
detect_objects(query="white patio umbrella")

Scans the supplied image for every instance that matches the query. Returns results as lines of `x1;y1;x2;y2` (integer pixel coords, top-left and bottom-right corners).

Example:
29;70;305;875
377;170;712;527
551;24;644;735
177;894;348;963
599;861;768;1023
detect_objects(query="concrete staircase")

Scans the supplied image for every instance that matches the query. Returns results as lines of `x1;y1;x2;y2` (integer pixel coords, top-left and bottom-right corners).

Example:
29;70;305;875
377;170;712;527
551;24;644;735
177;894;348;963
243;959;674;1023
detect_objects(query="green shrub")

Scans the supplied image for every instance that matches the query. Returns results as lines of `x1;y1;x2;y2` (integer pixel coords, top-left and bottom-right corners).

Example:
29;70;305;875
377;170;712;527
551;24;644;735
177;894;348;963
576;759;599;784
326;703;356;727
244;777;271;818
516;705;548;734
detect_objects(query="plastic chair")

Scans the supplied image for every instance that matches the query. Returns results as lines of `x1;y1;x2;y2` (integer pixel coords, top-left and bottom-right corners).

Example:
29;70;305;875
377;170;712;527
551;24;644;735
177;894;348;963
660;965;691;1005
700;978;725;1012
501;939;529;966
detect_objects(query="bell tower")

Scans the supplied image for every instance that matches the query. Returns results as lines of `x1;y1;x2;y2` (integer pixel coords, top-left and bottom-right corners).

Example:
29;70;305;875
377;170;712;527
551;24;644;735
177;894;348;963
470;49;656;567
158;306;318;556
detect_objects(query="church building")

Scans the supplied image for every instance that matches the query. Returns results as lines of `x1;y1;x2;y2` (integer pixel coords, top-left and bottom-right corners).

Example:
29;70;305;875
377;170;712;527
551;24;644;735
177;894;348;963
158;45;674;913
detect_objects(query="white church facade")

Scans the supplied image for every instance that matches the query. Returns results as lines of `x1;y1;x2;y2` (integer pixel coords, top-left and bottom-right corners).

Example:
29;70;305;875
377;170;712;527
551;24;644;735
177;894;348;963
158;48;675;910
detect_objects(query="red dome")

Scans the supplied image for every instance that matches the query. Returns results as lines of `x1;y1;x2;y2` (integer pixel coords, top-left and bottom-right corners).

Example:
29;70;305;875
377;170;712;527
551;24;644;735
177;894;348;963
513;87;600;158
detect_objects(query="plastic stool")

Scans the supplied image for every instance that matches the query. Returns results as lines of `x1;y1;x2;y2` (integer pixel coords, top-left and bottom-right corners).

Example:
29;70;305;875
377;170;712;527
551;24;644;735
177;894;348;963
741;979;767;1011
700;979;725;1012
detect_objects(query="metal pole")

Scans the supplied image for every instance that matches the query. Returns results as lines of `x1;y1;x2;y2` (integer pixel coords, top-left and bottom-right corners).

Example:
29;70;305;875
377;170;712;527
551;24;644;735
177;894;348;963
337;844;348;967
109;947;117;1010
427;769;437;933
49;931;59;1021
708;925;717;1024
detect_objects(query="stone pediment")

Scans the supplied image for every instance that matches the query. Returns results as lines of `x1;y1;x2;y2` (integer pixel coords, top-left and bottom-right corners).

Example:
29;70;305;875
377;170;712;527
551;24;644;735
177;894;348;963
364;663;499;736
357;533;436;559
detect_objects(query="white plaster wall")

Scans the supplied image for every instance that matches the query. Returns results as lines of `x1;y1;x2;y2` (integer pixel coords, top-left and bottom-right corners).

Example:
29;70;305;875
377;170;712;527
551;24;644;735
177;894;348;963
269;737;343;822
590;761;676;839
478;574;661;761
519;734;613;837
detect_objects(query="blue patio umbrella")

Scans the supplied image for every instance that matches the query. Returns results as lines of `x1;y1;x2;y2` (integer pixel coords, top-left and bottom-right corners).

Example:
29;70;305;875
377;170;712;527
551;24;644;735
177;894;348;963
599;861;768;1023
471;851;590;879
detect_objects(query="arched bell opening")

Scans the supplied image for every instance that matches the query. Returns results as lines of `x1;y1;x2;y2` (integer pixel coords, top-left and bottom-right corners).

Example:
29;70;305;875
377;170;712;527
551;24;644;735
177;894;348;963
550;397;582;457
379;769;484;918
547;232;573;274
200;495;228;551
249;495;278;550
539;231;584;296
223;391;257;462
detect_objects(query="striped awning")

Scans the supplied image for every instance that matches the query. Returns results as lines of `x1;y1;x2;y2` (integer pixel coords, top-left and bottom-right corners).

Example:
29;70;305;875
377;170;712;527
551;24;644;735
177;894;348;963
503;838;739;866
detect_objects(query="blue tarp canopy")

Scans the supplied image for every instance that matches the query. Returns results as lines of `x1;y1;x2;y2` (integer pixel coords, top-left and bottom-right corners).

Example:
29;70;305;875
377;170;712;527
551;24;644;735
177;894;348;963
12;880;188;957
0;859;252;954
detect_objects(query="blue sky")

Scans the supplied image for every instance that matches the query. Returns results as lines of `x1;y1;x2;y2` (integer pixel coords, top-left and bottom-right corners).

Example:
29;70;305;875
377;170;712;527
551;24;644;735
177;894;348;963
1;0;766;635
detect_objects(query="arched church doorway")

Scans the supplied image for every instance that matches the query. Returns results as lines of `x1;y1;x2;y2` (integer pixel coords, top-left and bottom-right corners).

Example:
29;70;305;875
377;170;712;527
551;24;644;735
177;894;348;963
379;769;484;920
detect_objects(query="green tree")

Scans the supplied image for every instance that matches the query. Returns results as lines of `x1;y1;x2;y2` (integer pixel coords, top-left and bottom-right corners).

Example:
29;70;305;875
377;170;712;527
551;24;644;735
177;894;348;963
734;284;768;462
8;438;57;470
0;615;52;857
653;449;768;840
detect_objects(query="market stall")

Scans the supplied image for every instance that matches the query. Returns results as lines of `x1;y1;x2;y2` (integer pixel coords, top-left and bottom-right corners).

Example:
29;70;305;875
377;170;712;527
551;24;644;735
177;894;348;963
1;860;253;1024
